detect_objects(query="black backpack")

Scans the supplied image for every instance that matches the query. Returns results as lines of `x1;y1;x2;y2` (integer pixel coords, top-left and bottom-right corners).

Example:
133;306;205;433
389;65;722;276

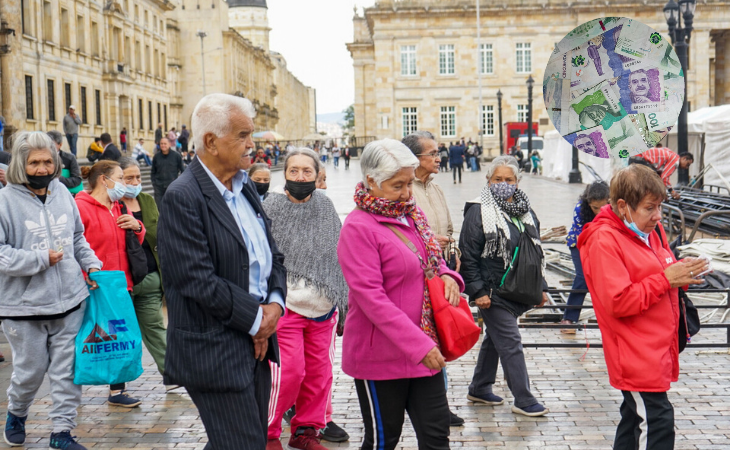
496;221;544;306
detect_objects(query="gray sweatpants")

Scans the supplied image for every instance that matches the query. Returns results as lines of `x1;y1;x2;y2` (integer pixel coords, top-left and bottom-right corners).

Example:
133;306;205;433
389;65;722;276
468;304;538;408
2;302;85;433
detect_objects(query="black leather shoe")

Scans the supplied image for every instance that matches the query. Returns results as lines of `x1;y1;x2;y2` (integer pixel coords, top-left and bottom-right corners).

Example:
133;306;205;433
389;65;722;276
319;421;349;442
449;411;465;427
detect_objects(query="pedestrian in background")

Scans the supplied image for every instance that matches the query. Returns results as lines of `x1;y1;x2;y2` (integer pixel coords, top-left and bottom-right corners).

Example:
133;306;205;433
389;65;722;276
459;155;549;417
338;138;464;450
118;158;177;391
0;115;5;152
332;145;341;168
438;143;450;172
530;150;542;175
120;127;128;152
264;148;349;450
47;130;83;195
99;133;122;162
178;125;190;153
76;160;146;409
253;148;272;167
316;164;327;191
87;136;103;163
62;106;82;156
249;163;271;202
154;123;163;152
578;164;709;448
157;93;287;450
133;138;152;166
150;137;184;205
449;140;465;184
560;181;609;333
404;131;463;427
342;146;351;170
166;127;178;151
0;131;101;450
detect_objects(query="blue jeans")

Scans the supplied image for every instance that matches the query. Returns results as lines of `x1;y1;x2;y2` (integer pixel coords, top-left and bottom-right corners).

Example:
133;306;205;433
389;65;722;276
564;246;588;322
136;153;152;166
470;156;477;171
0;135;4;152
65;133;78;156
334;156;339;167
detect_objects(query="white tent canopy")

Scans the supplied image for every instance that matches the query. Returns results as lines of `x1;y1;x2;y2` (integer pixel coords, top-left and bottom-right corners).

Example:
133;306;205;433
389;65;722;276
542;130;614;183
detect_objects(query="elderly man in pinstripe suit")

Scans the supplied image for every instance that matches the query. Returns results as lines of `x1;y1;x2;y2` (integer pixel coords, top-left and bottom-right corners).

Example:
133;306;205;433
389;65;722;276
157;93;287;450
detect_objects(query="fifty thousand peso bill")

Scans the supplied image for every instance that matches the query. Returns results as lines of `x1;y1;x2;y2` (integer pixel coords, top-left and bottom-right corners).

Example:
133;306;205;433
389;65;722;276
543;17;685;162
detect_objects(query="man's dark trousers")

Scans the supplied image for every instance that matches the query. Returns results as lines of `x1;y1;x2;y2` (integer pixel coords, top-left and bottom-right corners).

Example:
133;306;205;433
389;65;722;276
187;360;271;450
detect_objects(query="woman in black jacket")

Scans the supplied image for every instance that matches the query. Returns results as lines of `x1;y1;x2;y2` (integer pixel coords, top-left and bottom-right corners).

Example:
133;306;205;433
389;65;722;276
459;155;549;417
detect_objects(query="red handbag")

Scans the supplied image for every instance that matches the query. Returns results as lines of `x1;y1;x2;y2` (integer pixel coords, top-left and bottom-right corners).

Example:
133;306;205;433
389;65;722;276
426;275;480;361
386;225;481;362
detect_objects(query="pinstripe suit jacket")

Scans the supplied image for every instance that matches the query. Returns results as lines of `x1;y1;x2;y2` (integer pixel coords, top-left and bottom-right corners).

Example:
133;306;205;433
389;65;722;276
157;157;287;391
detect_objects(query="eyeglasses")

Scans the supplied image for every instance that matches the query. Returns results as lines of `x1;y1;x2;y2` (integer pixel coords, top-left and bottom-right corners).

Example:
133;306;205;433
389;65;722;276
417;152;440;159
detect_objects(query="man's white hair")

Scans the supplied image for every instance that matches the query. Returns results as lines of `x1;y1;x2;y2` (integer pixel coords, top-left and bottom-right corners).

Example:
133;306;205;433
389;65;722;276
360;138;419;188
191;93;257;153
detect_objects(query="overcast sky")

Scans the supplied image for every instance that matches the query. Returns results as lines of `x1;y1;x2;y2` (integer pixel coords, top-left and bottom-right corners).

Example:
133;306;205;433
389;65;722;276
268;0;376;115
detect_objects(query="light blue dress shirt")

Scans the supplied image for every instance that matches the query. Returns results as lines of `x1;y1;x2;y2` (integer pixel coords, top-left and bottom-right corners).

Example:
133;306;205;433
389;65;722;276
199;159;285;335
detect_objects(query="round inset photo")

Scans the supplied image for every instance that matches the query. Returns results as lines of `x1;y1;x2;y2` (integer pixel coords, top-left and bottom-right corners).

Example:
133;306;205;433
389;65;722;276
543;17;685;162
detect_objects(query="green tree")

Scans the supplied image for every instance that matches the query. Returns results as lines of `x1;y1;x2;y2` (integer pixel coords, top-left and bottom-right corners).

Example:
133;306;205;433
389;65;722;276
343;104;355;132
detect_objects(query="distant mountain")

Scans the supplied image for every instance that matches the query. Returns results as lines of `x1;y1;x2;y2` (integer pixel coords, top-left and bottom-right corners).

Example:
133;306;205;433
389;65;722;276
317;112;346;125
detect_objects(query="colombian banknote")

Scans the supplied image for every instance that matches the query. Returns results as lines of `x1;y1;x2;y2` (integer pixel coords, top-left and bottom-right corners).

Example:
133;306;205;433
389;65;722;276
616;67;665;114
614;19;672;67
555;17;625;54
564;127;612;158
569;82;626;134
605;116;648;156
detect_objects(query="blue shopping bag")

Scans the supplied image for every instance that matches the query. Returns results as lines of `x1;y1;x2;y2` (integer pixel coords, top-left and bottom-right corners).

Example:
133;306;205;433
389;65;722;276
74;271;144;385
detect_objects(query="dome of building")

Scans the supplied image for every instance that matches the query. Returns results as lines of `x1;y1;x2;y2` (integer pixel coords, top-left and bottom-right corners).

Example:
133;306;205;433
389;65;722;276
227;0;266;8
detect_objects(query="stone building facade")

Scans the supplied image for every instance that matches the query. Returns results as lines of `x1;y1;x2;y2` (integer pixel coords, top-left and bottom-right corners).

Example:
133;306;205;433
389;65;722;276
348;0;730;156
0;0;314;155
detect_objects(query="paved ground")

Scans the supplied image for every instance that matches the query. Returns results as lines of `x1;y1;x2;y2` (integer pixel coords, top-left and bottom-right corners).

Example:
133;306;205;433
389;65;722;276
2;159;729;449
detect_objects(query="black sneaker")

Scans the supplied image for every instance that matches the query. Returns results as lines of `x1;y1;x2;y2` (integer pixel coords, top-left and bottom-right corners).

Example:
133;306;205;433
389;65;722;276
107;390;142;408
49;430;87;450
319;421;349;442
3;412;26;447
283;405;295;424
449;411;465;427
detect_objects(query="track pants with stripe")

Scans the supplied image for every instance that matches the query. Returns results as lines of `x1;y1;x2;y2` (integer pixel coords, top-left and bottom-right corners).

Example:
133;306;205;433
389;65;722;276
354;374;450;450
267;309;337;439
614;391;675;450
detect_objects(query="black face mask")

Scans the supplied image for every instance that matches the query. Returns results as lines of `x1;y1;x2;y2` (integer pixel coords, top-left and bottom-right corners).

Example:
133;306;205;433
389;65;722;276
285;180;317;201
253;181;270;196
26;174;55;190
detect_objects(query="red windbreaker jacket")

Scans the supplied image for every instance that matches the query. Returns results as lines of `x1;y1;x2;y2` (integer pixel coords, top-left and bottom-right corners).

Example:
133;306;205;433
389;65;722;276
578;205;679;392
75;191;145;291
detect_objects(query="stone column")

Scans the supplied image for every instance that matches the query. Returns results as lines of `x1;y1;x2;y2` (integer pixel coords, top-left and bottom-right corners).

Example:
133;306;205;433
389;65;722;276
715;32;725;106
0;0;25;137
723;31;730;106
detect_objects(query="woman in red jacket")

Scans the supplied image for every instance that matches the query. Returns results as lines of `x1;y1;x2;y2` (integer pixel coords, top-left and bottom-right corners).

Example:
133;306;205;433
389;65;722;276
76;160;146;409
578;165;708;449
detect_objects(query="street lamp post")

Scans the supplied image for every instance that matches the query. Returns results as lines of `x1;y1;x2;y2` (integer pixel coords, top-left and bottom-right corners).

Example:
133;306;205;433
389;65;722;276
197;30;207;96
497;89;504;155
664;0;696;185
526;75;534;157
476;0;483;152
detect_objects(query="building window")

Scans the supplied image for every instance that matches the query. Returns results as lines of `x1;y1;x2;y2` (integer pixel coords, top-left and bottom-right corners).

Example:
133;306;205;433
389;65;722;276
91;22;99;56
402;107;418;137
145;45;151;74
400;45;417;76
482;105;494;136
47;79;56;121
161;52;166;80
43;1;53;42
148;100;153;130
157;102;161;125
438;44;455;75
135;41;142;70
60;8;70;47
64;83;72;112
21;0;33;36
517;104;528;122
516;43;532;74
164;105;168;131
80;87;87;124
138;98;144;130
25;76;34;120
440;106;456;138
95;89;102;126
76;16;85;53
479;43;493;75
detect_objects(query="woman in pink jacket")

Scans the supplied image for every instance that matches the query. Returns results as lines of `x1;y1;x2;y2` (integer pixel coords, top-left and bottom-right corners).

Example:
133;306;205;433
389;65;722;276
337;139;464;450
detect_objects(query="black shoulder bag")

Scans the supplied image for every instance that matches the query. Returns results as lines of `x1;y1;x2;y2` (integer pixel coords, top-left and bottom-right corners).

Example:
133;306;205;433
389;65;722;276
496;218;544;306
120;203;149;286
655;225;700;353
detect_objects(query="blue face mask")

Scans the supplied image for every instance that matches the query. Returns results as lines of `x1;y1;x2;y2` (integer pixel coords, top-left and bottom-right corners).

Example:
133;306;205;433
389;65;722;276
123;183;143;199
623;208;649;240
106;177;127;202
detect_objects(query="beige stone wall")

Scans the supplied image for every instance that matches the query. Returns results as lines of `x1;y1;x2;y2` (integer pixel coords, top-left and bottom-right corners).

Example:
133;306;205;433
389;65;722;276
0;0;174;155
229;6;270;52
271;53;314;140
350;0;730;156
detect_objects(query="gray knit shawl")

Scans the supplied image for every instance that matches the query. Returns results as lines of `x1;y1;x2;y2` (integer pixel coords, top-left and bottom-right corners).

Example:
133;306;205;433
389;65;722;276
263;191;349;317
